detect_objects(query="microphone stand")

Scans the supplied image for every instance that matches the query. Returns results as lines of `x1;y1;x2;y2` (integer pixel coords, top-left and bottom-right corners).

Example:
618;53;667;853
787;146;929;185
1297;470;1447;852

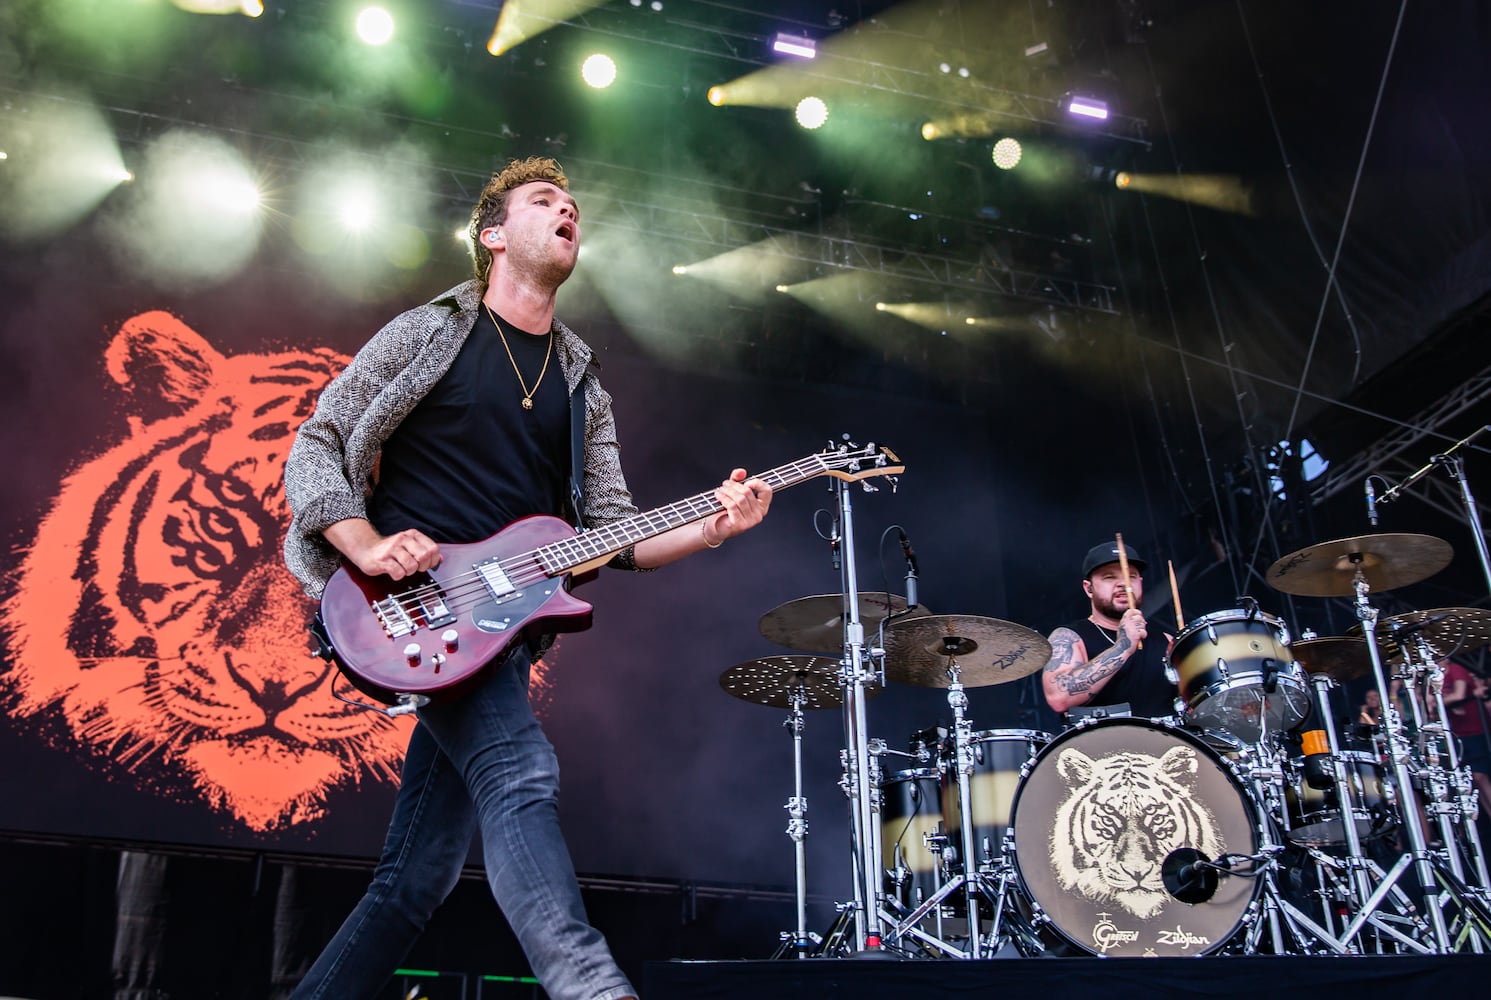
1377;425;1491;599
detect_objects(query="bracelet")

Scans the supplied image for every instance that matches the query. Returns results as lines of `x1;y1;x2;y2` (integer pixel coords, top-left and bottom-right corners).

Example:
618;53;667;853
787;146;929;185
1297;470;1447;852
700;521;723;549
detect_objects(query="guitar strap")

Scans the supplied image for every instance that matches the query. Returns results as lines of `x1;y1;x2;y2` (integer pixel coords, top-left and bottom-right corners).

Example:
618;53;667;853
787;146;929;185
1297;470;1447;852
567;383;586;530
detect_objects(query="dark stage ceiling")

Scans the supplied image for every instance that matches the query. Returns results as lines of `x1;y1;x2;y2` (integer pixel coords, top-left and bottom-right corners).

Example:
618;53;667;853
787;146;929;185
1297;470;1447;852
3;0;1490;603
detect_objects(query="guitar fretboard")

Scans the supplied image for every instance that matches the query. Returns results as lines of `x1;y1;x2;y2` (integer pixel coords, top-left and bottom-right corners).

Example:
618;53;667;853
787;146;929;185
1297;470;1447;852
535;454;835;574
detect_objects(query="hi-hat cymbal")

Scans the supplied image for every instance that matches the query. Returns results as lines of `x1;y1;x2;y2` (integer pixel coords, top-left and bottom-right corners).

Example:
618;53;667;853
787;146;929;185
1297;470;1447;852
883;615;1051;689
1265;533;1452;597
719;655;867;710
1290;636;1371;682
1348;607;1491;663
759;593;932;654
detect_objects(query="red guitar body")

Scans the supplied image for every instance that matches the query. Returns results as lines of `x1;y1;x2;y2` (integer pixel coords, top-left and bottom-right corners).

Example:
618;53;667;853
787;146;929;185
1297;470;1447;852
317;515;592;704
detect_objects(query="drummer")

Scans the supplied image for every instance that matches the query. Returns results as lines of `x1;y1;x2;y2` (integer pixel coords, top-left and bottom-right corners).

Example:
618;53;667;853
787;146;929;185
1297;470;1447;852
1042;541;1176;722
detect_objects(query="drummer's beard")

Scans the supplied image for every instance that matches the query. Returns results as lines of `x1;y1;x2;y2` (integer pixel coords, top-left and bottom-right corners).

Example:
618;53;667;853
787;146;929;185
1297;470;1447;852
1093;589;1141;621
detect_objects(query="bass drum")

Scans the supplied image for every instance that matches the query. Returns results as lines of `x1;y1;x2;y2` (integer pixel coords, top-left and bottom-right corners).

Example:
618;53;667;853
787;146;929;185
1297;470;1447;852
1011;718;1259;957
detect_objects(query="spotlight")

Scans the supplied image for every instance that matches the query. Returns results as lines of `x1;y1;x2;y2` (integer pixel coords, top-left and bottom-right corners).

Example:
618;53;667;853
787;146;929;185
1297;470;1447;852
336;185;377;233
355;6;395;46
672;265;688;275
1114;171;1131;189
0;151;8;160
795;97;828;130
581;53;617;89
771;33;816;59
707;86;726;106
1065;94;1109;120
992;137;1022;170
920;122;938;141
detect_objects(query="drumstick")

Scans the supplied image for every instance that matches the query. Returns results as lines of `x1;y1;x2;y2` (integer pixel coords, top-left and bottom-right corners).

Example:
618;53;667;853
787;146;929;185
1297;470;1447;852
1115;532;1142;650
1169;559;1185;630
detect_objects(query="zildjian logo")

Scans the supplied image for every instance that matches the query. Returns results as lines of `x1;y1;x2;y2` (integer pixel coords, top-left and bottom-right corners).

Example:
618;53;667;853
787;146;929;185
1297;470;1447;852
1155;926;1212;950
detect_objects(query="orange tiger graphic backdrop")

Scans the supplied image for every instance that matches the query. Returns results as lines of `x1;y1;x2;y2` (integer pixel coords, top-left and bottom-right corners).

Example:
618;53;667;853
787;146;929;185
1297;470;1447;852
0;310;416;834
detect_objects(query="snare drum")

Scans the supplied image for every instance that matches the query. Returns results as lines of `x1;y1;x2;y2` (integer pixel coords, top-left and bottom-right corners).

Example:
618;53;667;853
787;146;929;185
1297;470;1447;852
941;729;1048;868
880;768;944;908
1010;717;1259;956
1167;608;1311;743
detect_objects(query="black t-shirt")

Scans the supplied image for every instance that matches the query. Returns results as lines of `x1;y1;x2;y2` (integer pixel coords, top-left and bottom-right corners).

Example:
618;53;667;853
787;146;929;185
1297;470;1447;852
367;307;570;543
1064;617;1177;719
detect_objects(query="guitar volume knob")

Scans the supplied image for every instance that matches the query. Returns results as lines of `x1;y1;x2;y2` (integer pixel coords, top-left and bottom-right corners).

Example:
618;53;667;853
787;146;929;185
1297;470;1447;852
441;629;460;653
403;643;422;667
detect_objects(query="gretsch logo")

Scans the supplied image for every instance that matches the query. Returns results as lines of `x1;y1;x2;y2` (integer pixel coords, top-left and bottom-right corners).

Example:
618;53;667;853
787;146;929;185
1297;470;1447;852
1091;913;1141;953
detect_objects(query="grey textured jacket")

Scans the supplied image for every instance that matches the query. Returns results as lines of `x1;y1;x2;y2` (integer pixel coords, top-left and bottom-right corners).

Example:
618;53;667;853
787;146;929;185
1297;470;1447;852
283;279;639;599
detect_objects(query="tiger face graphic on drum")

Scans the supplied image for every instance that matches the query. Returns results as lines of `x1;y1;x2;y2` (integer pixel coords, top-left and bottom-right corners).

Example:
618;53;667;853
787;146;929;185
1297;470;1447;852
1050;742;1225;919
1013;719;1258;956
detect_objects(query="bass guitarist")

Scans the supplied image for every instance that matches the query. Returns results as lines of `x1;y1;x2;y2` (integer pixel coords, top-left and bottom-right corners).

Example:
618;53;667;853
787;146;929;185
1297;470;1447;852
282;156;771;1000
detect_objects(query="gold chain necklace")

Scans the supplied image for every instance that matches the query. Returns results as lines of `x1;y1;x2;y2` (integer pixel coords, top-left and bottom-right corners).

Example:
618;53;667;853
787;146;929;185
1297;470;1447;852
483;303;553;411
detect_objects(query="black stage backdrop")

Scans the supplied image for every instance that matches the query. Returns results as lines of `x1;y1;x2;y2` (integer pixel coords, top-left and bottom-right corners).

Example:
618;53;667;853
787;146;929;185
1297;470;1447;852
0;261;1020;896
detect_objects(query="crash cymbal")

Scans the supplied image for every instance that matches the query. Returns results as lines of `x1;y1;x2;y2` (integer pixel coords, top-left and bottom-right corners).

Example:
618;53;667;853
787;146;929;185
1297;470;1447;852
1265;533;1452;598
883;615;1051;689
1290;636;1371;682
719;655;866;710
759;593;932;654
1348;607;1491;663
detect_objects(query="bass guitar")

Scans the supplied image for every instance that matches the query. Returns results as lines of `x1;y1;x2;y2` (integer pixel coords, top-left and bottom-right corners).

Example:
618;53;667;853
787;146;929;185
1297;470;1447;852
315;441;902;705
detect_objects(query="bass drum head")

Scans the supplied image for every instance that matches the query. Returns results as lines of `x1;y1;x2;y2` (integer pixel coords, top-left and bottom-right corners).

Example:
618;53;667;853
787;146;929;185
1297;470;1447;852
1011;718;1259;957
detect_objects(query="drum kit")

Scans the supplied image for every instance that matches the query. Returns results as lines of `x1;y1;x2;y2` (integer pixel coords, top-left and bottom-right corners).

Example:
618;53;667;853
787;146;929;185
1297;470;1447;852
717;447;1491;960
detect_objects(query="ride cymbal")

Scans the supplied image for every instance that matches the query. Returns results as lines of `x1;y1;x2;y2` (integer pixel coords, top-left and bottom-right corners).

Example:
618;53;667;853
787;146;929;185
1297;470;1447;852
1265;533;1452;597
1348;607;1491;663
1290;636;1371;682
719;655;864;710
759;592;931;654
883;614;1051;688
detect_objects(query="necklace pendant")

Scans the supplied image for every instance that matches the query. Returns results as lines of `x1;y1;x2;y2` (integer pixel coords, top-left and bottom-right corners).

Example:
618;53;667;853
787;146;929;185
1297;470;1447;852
521;397;534;410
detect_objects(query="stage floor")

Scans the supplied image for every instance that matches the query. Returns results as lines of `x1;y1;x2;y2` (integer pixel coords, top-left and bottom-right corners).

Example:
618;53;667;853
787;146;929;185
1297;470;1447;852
645;954;1491;999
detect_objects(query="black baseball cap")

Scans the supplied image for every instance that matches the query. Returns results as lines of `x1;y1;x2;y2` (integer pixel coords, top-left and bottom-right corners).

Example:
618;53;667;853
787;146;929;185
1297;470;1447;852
1082;541;1147;578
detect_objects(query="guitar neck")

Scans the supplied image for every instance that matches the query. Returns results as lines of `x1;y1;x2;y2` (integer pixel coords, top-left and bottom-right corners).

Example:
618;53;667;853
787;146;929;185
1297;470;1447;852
535;455;832;575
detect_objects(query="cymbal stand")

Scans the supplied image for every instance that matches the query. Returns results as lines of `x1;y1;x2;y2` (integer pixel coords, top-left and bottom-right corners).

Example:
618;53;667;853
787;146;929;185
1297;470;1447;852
1340;563;1457;952
876;654;987;960
1413;637;1491;924
1298;670;1429;952
828;466;887;952
782;686;812;957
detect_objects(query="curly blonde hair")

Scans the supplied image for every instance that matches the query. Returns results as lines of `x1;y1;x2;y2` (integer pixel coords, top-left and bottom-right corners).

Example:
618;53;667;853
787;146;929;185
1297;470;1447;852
467;156;571;286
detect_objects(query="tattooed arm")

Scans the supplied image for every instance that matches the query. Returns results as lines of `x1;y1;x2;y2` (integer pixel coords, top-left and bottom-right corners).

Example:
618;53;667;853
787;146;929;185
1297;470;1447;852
1042;624;1138;713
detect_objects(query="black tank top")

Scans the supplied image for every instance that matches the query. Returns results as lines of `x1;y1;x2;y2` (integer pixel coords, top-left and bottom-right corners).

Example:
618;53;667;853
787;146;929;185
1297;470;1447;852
1065;617;1177;719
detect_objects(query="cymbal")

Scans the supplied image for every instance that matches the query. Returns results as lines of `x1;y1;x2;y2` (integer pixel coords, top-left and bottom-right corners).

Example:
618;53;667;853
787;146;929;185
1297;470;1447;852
759;593;932;654
883;615;1051;689
1349;607;1491;663
1290;636;1371;682
719;655;867;710
1265;533;1452;597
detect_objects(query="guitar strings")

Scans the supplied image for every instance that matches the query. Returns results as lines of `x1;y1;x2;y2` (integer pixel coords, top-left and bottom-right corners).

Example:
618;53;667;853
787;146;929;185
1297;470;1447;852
373;455;837;629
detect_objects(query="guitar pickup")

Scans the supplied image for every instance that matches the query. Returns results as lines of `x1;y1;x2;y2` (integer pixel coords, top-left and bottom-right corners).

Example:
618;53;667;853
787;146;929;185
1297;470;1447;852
373;587;455;637
475;559;521;603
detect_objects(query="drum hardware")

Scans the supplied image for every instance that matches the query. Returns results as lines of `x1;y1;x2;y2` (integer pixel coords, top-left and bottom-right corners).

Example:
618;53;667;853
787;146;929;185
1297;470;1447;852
1268;535;1488;953
874;617;1053;959
720;654;865;958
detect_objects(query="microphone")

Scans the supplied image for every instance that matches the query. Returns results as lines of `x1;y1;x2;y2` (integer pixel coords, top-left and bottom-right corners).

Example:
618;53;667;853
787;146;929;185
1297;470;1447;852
830;515;841;571
1161;847;1222;904
1365;479;1379;527
898;529;920;608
